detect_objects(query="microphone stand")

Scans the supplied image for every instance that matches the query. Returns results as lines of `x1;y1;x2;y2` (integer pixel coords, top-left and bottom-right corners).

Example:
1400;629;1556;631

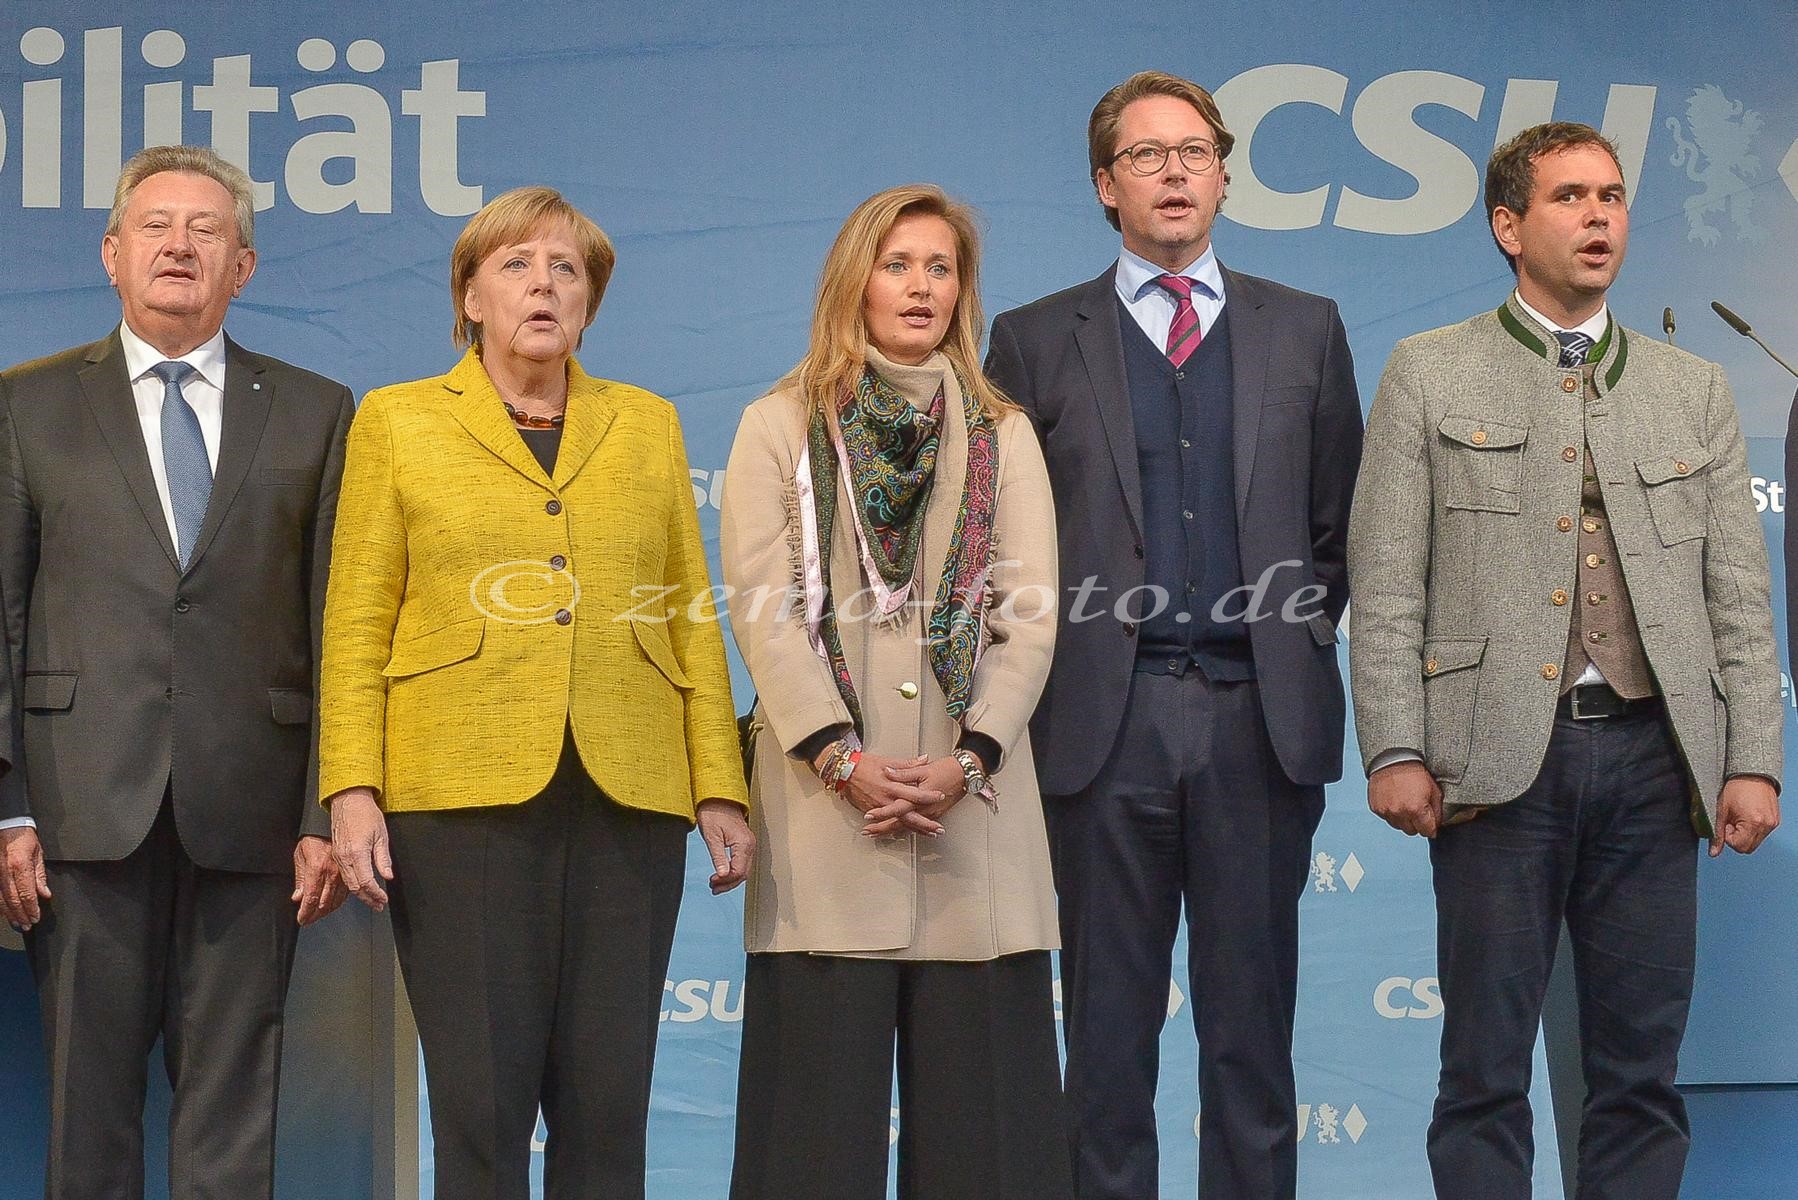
1712;300;1798;378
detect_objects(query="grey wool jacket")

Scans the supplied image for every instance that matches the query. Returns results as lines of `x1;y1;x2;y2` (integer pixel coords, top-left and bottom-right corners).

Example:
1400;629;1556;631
1347;296;1782;832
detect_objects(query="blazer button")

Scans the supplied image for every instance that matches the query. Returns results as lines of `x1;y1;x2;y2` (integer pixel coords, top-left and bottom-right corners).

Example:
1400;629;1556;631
1424;658;1439;675
1541;663;1560;681
1562;377;1579;393
1133;545;1144;559
549;554;567;570
164;686;176;700
1122;622;1137;637
174;599;191;613
1470;430;1488;445
898;681;919;701
1551;589;1568;606
1674;461;1690;475
1562;446;1578;462
545;498;562;515
554;609;572;626
1586;553;1601;568
1557;516;1573;532
1583;519;1600;533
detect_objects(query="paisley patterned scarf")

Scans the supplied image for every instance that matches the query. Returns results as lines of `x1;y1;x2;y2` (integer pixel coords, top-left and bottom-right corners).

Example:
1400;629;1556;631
804;364;998;731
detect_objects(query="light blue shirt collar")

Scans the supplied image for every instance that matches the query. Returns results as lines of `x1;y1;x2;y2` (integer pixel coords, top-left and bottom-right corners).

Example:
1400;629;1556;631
1116;244;1225;305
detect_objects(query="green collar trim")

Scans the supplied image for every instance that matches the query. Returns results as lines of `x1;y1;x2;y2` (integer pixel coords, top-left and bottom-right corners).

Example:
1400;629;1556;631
1588;315;1614;363
1604;324;1628;390
1495;301;1628;391
1496;302;1547;357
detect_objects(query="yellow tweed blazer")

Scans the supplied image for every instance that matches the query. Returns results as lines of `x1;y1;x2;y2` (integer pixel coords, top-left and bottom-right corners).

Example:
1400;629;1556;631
318;349;747;819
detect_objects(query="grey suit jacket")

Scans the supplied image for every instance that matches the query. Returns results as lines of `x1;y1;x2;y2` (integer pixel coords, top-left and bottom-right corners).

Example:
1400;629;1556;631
0;330;353;871
987;263;1363;795
1348;298;1782;830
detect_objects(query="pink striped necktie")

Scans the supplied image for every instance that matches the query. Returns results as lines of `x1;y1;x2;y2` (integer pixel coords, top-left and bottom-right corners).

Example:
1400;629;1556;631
1156;273;1203;367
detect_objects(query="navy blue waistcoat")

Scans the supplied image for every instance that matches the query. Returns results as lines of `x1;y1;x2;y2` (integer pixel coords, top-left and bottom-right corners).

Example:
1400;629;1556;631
1117;297;1255;680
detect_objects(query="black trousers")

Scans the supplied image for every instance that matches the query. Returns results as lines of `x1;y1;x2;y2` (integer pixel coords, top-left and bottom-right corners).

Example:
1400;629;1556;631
730;950;1073;1200
1429;706;1698;1200
387;737;688;1200
26;798;299;1200
1046;667;1323;1200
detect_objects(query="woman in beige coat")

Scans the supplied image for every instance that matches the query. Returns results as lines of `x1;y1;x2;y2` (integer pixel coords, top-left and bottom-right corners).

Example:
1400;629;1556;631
721;185;1071;1200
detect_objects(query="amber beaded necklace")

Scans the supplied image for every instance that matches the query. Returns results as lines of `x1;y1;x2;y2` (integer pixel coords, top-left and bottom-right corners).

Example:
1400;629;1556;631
502;400;565;429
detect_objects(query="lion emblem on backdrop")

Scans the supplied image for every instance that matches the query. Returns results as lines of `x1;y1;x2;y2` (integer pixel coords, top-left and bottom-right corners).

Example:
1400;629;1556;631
1666;84;1764;245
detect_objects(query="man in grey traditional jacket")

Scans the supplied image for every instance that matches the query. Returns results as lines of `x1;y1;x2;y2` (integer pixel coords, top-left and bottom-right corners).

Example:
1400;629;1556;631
1347;121;1781;1200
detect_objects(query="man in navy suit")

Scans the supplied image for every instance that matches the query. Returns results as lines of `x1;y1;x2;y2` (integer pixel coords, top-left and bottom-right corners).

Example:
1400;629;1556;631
986;70;1363;1200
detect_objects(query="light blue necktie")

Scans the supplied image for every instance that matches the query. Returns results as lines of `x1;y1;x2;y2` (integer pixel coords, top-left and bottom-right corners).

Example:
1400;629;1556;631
151;360;211;566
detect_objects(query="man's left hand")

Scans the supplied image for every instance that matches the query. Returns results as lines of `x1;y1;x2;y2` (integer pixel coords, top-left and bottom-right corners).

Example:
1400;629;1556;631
697;799;756;895
292;835;348;925
1711;776;1780;858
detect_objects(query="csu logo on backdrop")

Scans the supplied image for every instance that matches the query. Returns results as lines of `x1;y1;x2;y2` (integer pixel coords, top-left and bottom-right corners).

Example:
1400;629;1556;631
1374;975;1443;1020
690;468;726;512
1212;66;1660;234
661;977;744;1023
1212;67;1798;237
2;25;486;215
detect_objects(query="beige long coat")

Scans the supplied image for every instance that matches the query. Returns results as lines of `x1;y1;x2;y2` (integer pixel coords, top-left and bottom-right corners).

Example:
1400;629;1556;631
720;350;1060;960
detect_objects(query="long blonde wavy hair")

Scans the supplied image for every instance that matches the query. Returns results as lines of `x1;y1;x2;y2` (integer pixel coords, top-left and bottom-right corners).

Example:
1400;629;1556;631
780;184;1017;421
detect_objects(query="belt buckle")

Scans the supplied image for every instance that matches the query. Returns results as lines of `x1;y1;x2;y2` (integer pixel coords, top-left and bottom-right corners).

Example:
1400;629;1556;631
1567;686;1611;721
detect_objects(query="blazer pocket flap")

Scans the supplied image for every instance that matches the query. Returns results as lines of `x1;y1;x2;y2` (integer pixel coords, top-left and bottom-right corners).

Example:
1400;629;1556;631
1636;447;1715;486
383;617;487;678
22;672;77;711
630;619;694;689
269;688;313;725
260;467;316;487
1422;637;1487;678
1438;416;1527;450
1308;612;1339;646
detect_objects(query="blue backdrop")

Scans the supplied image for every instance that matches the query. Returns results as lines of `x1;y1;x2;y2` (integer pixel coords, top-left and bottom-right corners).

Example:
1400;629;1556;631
2;2;1794;1196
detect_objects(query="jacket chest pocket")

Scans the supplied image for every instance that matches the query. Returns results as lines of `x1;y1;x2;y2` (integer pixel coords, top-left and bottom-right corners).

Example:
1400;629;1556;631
1636;448;1713;546
1438;417;1527;514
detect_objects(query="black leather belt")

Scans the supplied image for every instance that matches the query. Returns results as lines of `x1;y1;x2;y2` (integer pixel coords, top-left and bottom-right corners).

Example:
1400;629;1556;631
1558;684;1662;721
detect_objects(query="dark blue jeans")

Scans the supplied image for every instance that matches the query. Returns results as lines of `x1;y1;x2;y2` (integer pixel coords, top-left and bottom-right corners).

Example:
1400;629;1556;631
1428;705;1698;1200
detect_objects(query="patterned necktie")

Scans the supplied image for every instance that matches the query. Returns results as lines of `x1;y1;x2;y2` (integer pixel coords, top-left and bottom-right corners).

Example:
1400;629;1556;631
1555;330;1594;368
1155;274;1203;367
152;360;212;566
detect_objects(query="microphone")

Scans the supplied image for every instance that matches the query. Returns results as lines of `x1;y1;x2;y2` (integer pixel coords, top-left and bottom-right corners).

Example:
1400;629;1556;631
1711;300;1798;378
1662;307;1676;345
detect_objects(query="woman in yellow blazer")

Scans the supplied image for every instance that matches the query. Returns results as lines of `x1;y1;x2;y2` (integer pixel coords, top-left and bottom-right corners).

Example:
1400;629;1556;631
320;186;752;1200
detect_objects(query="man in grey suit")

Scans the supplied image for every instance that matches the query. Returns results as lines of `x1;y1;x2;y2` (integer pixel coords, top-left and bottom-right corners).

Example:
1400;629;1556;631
987;71;1362;1200
1349;122;1781;1200
0;145;350;1200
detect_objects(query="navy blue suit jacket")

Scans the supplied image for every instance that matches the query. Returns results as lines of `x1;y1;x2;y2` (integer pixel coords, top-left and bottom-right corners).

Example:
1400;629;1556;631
986;263;1364;794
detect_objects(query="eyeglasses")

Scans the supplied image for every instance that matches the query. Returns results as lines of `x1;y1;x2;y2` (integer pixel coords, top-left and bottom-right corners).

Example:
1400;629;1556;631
1109;140;1220;176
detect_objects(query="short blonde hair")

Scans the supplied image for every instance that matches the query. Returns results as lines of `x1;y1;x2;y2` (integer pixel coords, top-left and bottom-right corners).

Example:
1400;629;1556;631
450;186;617;348
107;145;256;249
782;184;1015;422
